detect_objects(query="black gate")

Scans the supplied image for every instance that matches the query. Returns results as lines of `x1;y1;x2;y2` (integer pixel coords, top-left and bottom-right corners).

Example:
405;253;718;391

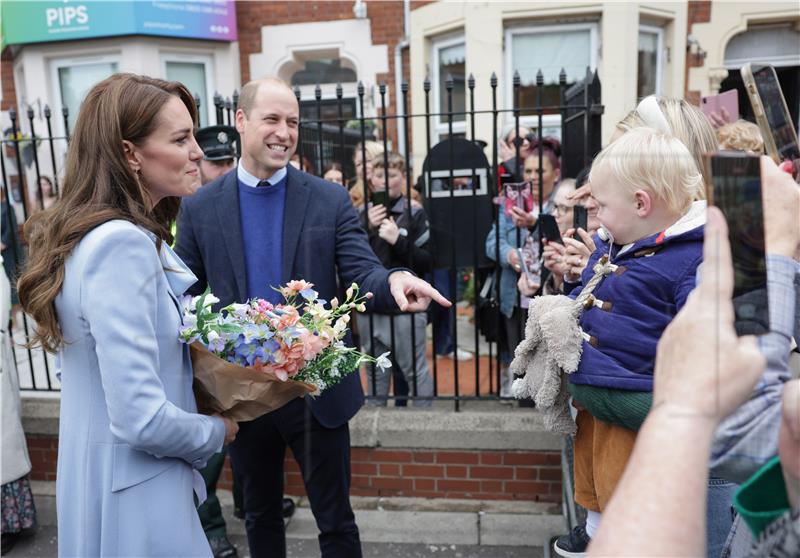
1;69;603;411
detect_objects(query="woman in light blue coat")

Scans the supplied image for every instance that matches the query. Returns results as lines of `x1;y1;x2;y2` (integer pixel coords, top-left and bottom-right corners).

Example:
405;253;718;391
17;74;238;557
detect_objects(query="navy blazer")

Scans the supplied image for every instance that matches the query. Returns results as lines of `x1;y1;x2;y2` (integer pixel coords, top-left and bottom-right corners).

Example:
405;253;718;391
175;165;398;428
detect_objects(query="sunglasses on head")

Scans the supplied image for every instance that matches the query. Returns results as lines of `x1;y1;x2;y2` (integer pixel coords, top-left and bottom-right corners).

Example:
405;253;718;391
511;136;530;148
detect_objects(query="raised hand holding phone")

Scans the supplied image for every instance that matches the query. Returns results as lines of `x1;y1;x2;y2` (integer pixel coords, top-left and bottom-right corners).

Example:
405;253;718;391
741;63;800;167
706;151;770;334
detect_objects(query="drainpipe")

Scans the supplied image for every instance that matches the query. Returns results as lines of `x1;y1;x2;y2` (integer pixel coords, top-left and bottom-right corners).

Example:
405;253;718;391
394;0;410;157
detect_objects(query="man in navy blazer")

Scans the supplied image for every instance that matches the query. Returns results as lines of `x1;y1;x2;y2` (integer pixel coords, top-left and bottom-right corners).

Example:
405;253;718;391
175;76;448;558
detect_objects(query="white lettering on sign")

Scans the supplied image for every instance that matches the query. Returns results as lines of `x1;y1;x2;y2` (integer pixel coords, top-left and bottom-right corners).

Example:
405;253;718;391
46;5;89;27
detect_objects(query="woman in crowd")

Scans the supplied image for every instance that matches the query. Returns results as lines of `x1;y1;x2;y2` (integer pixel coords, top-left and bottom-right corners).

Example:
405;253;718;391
349;140;385;208
323;161;345;185
37;176;58;211
17;73;238;557
498;125;533;183
517;178;578;297
485;137;561;397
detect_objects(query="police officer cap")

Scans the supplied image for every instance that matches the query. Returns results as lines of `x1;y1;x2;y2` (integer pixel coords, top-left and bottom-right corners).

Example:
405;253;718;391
195;125;238;161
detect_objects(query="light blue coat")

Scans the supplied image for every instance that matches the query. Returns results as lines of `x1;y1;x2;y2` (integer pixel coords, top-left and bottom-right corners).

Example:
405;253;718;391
54;220;224;557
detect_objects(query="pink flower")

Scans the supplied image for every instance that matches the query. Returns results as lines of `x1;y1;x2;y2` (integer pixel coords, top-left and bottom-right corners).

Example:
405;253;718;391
270;305;300;330
300;331;329;361
282;280;315;298
267;341;306;380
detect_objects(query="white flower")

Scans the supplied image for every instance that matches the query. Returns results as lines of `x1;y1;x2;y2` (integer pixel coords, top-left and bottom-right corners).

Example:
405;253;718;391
203;294;220;307
375;352;392;370
330;367;340;378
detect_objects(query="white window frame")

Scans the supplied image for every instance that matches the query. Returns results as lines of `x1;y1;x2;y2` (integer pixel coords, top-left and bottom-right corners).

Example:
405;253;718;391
160;52;216;127
638;24;664;99
431;34;467;142
503;22;598;134
49;53;120;136
428;168;488;199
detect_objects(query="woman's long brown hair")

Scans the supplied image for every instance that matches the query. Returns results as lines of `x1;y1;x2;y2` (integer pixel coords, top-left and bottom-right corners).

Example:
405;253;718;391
17;73;198;352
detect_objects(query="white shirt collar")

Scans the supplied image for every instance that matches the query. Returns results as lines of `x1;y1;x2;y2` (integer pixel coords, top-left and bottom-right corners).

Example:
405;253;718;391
237;162;287;187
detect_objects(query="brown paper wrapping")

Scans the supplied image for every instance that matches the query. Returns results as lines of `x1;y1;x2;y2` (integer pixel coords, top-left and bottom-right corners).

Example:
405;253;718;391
190;341;317;422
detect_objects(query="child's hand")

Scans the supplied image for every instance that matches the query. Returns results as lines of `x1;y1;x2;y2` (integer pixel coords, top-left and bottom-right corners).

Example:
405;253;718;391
378;217;400;245
367;204;387;230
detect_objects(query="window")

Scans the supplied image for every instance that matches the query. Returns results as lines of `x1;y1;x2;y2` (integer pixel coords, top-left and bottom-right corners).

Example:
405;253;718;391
291;59;357;86
637;25;664;99
163;55;214;127
505;23;598;130
431;36;466;142
53;58;118;133
299;98;357;123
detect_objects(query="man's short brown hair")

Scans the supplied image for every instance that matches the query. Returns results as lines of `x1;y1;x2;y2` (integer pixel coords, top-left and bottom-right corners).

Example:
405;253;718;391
237;76;294;117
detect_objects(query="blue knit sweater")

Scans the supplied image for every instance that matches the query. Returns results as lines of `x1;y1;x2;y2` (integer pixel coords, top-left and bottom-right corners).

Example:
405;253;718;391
568;201;706;391
238;176;286;304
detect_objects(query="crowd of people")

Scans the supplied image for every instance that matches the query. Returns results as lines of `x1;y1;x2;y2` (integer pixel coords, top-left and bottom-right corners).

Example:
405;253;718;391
0;66;798;558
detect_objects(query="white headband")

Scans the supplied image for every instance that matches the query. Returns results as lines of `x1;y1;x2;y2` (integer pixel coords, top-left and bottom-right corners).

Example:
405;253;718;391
636;96;672;135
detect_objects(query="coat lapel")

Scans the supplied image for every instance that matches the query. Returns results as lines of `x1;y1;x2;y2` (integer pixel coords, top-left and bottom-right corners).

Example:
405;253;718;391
215;173;248;301
281;166;311;284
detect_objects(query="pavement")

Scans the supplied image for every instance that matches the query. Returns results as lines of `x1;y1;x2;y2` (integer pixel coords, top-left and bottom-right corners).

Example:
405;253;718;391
9;525;545;558
11;485;558;558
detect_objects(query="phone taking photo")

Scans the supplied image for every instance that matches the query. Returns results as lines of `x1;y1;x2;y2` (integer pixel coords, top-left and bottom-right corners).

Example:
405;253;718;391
741;63;800;165
701;89;739;122
538;213;563;245
371;189;387;207
706;152;770;335
573;205;589;241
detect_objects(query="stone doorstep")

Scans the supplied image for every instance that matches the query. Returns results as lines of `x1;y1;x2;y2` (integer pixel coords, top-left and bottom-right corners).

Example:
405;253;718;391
30;482;565;548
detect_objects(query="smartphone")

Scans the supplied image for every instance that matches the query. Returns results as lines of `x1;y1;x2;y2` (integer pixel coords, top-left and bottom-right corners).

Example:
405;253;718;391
503;180;532;217
573;205;588;240
706;152;770;335
741;63;800;164
701;89;739;122
538;213;563;245
371;189;387;207
517;247;541;287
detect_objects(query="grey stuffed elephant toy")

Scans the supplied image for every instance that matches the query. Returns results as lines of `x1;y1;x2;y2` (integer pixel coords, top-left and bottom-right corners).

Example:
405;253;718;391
510;294;584;435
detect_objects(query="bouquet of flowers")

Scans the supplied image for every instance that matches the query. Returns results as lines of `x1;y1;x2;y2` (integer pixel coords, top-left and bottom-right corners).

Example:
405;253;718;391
179;280;391;421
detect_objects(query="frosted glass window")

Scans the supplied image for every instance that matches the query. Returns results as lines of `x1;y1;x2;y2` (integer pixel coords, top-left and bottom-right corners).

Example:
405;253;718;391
511;30;591;85
58;62;117;132
166;61;208;126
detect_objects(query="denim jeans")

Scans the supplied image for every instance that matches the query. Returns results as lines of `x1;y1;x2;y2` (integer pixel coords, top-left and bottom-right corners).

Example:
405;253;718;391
706;477;737;558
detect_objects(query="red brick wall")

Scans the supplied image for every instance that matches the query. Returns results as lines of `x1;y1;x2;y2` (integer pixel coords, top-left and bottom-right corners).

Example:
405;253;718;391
1;47;17;112
685;0;712;104
235;1;432;150
27;434;562;503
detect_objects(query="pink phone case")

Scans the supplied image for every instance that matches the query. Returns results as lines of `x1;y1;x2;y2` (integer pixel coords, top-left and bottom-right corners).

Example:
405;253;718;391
701;89;739;122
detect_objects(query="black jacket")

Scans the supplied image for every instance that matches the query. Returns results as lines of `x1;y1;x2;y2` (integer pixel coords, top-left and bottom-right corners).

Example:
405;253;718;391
361;196;433;276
